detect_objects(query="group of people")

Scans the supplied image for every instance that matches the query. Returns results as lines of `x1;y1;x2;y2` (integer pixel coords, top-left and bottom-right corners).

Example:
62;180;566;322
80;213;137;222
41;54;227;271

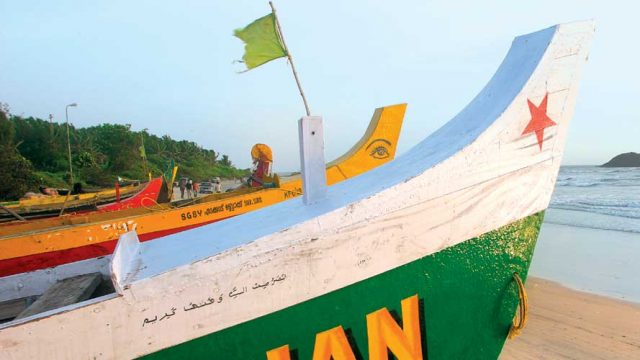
178;178;198;199
174;177;226;200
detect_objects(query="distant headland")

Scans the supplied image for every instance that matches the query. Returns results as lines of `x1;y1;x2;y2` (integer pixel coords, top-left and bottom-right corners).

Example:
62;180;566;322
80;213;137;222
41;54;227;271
601;152;640;167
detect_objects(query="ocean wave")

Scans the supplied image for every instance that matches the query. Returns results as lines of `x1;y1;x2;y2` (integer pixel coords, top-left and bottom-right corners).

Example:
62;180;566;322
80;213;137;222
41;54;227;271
556;166;640;188
550;167;640;226
543;208;640;234
549;204;640;220
552;198;640;208
544;219;640;234
556;178;640;187
556;181;598;187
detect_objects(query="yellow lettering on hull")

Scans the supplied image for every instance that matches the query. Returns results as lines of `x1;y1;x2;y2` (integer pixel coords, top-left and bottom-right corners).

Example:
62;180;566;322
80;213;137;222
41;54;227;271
265;294;421;360
367;295;422;360
312;326;356;360
266;345;291;360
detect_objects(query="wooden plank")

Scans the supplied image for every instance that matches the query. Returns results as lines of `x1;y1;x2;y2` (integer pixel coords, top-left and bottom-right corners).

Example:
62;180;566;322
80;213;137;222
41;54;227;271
298;116;327;204
16;273;102;319
0;204;26;221
0;296;37;322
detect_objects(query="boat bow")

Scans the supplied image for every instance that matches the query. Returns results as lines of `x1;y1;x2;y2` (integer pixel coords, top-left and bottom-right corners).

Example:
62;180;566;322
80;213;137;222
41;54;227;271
0;21;595;360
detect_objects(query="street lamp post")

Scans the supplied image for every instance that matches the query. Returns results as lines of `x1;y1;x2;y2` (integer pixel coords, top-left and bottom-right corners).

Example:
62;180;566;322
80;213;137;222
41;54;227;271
48;114;54;136
141;128;149;179
65;103;78;187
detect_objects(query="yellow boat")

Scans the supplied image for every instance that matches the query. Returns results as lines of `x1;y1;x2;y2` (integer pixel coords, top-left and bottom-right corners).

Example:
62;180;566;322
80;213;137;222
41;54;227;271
0;181;143;218
0;104;406;277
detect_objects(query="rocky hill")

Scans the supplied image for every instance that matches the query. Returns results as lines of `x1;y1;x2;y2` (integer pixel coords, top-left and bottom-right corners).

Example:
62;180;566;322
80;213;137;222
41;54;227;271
601;152;640;167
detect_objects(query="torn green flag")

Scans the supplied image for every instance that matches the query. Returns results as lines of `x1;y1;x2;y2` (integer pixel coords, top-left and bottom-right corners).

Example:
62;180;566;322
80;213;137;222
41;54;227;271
164;159;174;182
234;13;287;70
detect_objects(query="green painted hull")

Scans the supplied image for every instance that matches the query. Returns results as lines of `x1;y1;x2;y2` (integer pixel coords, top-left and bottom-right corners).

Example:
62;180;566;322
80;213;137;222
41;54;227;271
143;212;544;359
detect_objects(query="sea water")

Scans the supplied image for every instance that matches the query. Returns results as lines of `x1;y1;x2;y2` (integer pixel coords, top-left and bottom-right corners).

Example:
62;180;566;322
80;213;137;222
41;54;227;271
530;166;640;302
547;166;640;233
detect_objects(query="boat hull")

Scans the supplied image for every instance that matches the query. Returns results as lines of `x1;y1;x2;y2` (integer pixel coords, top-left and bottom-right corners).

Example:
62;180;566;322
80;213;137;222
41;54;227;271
0;212;543;359
141;213;542;359
0;186;274;278
0;216;229;277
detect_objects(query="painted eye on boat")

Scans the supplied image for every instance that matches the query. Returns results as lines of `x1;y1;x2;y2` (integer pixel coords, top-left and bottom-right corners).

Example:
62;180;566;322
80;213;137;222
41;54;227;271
370;146;390;159
366;139;392;160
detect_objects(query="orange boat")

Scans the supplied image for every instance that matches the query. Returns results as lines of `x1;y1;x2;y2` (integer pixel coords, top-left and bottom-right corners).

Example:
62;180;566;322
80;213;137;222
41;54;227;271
0;104;406;277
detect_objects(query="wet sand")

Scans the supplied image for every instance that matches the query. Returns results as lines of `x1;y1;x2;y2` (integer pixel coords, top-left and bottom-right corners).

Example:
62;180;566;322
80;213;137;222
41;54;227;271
530;221;640;303
500;277;640;359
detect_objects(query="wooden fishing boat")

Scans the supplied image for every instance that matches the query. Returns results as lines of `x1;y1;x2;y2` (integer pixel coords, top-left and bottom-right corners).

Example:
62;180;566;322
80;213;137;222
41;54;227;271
0;104;405;280
0;22;593;359
0;177;169;222
95;177;169;212
0;181;142;210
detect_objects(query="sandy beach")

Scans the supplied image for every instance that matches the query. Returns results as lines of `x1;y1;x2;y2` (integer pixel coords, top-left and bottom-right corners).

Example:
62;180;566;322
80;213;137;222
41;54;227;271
500;277;640;359
501;207;640;359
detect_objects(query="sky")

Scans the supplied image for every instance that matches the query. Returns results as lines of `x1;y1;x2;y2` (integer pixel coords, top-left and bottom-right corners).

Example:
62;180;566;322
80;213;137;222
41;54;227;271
1;0;638;170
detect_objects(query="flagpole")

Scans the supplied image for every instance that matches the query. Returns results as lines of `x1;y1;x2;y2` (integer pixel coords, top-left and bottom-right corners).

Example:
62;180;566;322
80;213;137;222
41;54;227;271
269;1;311;116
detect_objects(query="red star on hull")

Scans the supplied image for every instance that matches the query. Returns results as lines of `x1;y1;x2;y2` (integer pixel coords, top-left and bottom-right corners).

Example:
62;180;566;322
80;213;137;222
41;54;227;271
522;93;557;150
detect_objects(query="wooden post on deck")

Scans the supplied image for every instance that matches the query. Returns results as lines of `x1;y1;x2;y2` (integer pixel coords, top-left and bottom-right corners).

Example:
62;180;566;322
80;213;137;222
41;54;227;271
298;116;327;205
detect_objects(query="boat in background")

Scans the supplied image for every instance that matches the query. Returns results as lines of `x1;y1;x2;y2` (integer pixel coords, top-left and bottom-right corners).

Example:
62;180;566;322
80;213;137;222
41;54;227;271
0;104;405;283
95;177;169;212
0;181;145;222
0;181;142;210
0;21;594;359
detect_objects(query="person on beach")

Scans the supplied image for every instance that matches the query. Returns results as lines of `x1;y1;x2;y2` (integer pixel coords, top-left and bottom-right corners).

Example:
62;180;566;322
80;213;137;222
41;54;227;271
214;177;222;193
193;181;199;197
186;179;193;199
179;178;186;199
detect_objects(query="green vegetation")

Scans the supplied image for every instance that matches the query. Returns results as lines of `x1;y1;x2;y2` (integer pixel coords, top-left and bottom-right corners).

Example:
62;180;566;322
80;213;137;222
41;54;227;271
0;108;39;200
0;107;248;200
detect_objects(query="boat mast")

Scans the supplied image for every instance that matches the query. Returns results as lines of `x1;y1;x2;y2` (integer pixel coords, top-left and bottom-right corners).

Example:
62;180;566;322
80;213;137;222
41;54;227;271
269;1;311;116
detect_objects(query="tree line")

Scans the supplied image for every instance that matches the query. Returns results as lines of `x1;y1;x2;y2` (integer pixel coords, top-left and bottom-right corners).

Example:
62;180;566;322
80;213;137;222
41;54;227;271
0;106;247;200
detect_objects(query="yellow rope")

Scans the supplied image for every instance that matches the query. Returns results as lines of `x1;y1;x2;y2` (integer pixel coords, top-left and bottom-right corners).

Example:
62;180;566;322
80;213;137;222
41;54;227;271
139;197;171;212
508;272;529;339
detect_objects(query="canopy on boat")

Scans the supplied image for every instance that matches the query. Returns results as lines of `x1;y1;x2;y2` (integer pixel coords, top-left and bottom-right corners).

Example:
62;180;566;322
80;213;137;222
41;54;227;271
251;143;273;162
